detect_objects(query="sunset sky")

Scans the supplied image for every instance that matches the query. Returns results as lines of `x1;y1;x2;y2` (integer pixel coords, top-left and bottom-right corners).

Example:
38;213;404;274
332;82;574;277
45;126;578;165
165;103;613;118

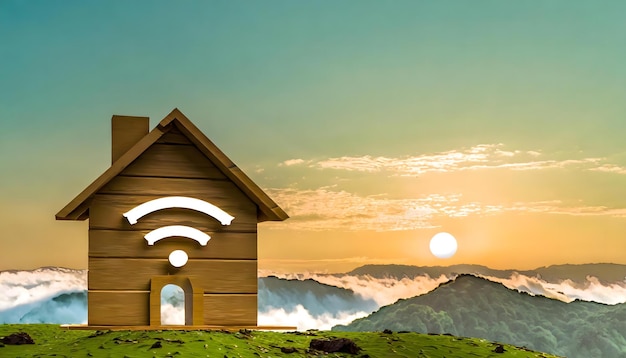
1;1;626;272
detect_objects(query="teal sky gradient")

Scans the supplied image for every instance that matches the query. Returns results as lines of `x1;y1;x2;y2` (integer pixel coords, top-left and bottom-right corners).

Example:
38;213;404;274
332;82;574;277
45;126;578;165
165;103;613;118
1;1;626;271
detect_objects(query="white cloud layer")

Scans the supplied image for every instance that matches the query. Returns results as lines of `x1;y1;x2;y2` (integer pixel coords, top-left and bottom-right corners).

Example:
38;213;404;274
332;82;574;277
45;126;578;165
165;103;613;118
490;273;626;305
258;305;369;331
2;267;625;329
0;267;86;311
0;267;87;324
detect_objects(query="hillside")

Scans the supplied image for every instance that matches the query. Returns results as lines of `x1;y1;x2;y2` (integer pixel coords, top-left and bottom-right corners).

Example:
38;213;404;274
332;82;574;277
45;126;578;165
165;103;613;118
0;324;562;357
334;274;626;358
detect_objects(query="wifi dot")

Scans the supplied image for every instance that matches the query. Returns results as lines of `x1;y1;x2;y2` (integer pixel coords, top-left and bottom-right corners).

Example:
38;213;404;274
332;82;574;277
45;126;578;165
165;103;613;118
169;250;188;268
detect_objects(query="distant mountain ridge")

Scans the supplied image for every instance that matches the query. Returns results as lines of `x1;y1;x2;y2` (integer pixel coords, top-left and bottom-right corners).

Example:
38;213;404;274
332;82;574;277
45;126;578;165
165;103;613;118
344;263;626;285
0;266;84;274
4;263;624;284
334;274;626;358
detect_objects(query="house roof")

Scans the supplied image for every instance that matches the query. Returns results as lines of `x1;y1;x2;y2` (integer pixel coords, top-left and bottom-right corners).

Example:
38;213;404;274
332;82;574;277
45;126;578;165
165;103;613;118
56;108;289;222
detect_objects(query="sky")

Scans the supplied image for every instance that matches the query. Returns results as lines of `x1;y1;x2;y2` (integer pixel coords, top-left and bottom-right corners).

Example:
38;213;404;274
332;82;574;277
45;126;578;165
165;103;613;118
1;1;626;272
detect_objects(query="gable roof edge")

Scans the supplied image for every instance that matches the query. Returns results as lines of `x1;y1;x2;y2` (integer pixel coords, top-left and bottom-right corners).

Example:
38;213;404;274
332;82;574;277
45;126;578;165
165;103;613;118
55;126;167;220
56;109;288;222
161;109;288;222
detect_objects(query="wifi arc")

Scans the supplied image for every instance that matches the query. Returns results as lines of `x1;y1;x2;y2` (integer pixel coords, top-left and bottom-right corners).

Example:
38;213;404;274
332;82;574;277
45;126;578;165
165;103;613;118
122;196;235;267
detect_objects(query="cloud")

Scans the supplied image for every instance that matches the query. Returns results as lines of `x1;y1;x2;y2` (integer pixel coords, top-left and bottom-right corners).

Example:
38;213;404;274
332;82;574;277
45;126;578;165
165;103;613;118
263;188;465;231
153;303;368;331
468;158;601;172
314;144;496;175
258;305;369;331
488;273;626;305
263;187;626;231
280;158;306;166
0;267;86;311
589;164;626;175
161;284;185;325
508;200;626;218
0;268;87;324
266;144;626;231
280;144;604;176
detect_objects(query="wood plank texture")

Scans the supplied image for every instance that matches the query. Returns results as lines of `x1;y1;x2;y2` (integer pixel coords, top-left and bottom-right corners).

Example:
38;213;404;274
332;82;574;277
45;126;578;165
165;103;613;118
88;258;257;292
89;194;256;232
203;294;257;326
99;176;246;199
88;292;259;326
89;230;257;259
155;128;192;144
121;143;227;179
88;291;150;326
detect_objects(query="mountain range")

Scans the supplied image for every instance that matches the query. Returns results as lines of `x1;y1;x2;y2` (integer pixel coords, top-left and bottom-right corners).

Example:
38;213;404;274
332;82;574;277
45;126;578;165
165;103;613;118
345;263;626;286
333;274;626;358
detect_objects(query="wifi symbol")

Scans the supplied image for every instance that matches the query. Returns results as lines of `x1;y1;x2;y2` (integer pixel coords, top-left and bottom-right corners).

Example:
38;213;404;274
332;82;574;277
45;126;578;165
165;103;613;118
122;196;234;267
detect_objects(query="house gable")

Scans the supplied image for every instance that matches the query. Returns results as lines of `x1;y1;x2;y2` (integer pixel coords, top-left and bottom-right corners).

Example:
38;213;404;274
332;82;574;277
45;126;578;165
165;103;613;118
56;108;288;223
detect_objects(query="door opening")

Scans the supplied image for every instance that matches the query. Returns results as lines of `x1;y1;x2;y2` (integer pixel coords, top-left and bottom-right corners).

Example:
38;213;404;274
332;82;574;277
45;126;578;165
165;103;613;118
161;284;185;325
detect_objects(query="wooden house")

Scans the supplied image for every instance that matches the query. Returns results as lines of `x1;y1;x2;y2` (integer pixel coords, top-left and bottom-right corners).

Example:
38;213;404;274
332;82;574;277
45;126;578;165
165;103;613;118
56;108;288;327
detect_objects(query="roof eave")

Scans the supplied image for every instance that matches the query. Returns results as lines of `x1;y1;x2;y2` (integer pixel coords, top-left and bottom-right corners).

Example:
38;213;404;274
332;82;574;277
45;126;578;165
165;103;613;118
55;126;167;220
55;108;289;223
160;109;289;222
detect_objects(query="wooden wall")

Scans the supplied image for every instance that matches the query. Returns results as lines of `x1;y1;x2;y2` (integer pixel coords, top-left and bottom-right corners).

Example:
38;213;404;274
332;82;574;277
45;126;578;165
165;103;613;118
88;127;258;326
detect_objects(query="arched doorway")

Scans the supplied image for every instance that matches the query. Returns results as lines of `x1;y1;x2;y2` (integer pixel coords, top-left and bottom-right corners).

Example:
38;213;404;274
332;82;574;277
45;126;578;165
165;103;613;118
149;276;203;326
161;284;185;325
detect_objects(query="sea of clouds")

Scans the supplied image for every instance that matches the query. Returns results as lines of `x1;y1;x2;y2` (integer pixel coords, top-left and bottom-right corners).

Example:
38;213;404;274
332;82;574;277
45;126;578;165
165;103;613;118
0;267;87;324
1;267;625;330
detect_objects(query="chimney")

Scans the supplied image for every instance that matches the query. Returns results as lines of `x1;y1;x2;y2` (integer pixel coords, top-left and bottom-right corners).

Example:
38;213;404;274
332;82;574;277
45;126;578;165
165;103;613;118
111;115;150;163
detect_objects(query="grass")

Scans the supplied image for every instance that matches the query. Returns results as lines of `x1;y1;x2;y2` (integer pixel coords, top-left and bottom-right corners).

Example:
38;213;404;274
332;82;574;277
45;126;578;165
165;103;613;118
0;324;562;358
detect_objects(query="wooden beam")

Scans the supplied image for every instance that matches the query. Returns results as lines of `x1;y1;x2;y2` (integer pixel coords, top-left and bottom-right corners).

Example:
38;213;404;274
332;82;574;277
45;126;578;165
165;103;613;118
89;230;257;259
88;258;257;292
203;294;257;326
88;290;150;326
99;177;244;199
88;194;257;232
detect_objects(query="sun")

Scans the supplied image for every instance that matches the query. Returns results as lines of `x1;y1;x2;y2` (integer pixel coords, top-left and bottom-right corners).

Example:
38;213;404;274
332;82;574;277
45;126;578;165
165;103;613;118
429;232;458;259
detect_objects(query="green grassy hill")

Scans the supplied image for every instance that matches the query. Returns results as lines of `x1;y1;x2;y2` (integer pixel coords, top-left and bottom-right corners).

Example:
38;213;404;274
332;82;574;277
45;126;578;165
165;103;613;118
0;324;561;357
334;274;626;357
